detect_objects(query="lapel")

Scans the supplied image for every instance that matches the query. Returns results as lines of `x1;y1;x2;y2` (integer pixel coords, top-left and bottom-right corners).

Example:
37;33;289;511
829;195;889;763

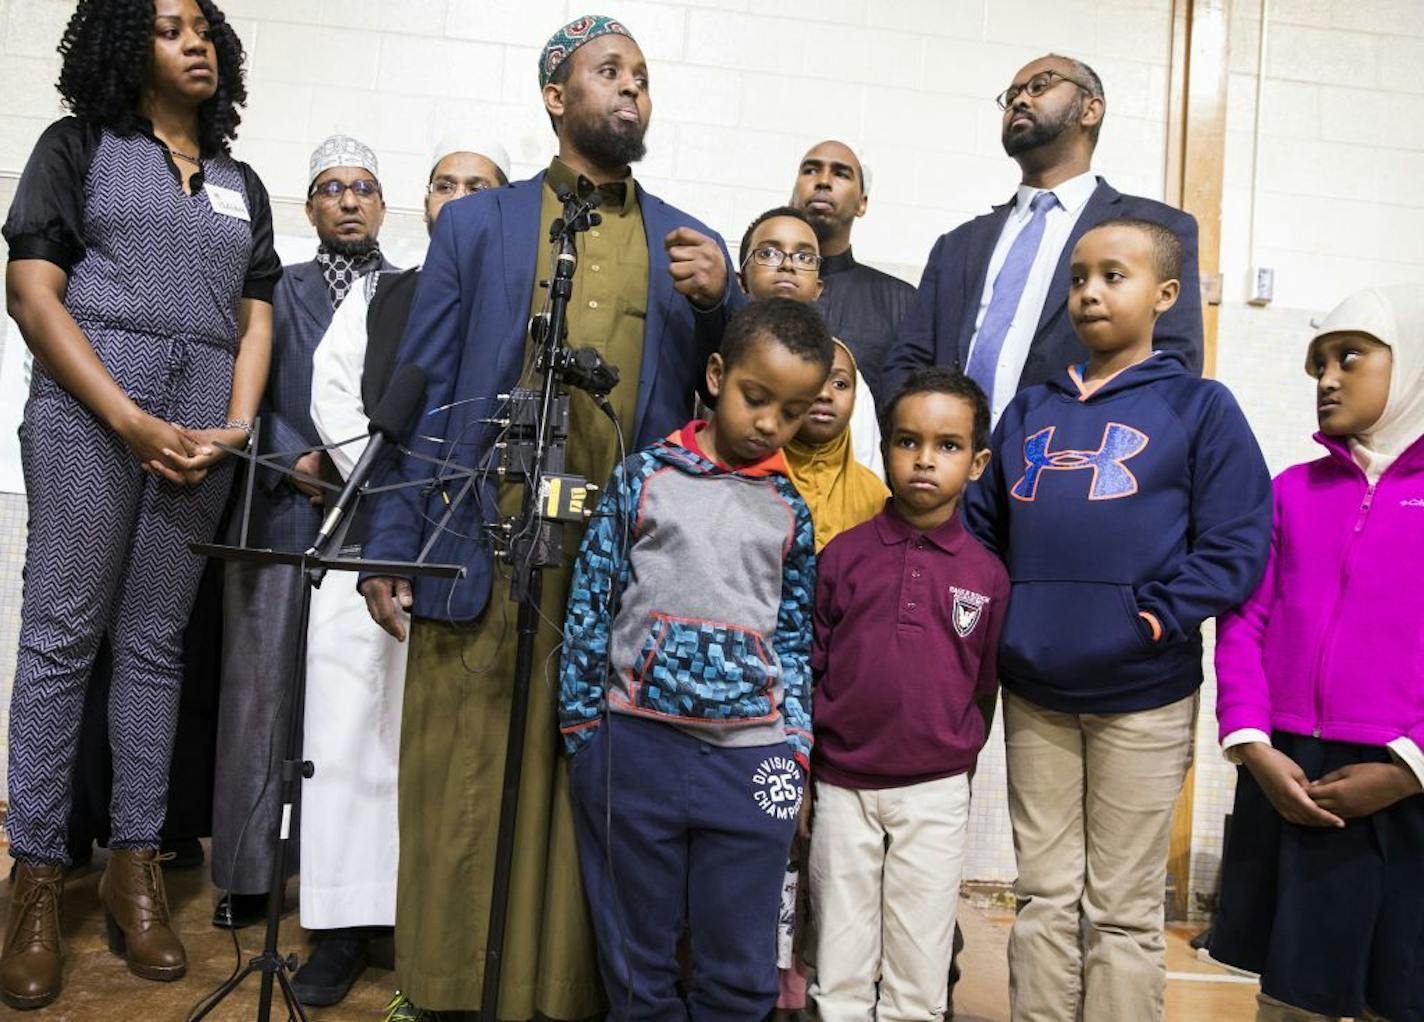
289;260;334;340
1032;176;1119;339
637;183;676;434
958;202;1014;366
501;174;544;321
490;175;546;396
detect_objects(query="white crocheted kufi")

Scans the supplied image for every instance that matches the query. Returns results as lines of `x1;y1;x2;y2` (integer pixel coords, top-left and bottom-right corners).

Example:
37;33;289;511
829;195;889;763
308;134;379;186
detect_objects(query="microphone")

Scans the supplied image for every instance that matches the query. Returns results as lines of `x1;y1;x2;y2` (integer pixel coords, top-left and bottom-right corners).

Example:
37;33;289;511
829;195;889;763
307;364;427;556
562;346;620;399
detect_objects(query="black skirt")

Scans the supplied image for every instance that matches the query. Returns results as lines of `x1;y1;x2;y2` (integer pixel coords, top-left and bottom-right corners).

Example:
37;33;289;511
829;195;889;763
1210;732;1424;1020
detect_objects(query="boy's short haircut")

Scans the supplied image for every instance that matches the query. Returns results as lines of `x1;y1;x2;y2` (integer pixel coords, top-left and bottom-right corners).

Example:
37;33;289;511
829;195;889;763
720;297;834;375
1092;216;1183;283
881;366;991;453
739;205;816;268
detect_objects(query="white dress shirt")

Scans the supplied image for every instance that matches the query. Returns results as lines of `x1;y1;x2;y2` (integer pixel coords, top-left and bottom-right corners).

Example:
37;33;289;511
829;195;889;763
966;171;1100;425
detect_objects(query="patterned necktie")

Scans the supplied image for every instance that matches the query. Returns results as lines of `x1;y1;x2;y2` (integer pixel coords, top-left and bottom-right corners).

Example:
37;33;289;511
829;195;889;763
965;190;1060;399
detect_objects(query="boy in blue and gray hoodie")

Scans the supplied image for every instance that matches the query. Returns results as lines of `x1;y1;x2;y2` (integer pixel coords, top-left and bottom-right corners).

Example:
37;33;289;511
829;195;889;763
560;297;833;1022
964;218;1272;1022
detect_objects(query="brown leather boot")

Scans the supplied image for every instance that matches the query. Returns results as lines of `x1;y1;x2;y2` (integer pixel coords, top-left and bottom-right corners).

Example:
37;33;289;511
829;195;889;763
0;861;64;1010
98;849;186;981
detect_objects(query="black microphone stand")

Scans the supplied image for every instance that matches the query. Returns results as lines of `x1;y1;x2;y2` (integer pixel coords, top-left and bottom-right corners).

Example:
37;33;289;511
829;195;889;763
186;421;464;1022
480;188;617;1022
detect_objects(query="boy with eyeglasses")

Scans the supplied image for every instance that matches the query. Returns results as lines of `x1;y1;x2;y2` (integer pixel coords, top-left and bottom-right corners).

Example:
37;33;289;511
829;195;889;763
732;205;882;473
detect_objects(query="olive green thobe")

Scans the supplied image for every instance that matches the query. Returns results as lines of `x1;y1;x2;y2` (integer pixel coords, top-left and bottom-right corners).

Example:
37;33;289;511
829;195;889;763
395;158;650;1015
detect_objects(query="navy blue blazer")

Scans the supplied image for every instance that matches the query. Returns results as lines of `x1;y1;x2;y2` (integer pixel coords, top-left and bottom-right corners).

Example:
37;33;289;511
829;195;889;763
883;178;1204;398
258;256;396;553
363;172;735;622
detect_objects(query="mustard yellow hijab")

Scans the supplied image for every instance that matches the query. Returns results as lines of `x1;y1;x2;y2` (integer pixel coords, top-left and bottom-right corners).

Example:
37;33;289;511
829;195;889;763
786;340;890;551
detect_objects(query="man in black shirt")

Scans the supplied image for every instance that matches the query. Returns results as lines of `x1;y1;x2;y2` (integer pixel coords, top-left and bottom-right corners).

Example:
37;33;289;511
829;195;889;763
789;139;916;410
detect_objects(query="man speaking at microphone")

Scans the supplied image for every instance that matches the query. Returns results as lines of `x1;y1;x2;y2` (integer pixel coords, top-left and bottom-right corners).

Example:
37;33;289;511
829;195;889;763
357;16;737;1021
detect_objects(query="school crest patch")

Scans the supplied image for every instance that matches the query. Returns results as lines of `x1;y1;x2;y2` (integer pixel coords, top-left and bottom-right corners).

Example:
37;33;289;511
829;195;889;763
949;586;990;638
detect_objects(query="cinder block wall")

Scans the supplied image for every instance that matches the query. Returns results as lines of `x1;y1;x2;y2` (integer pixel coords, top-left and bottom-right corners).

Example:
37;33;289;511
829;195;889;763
2;0;1421;908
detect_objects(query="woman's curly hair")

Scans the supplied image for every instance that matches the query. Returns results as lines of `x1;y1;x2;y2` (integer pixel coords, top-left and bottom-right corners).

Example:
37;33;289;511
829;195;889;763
56;0;248;155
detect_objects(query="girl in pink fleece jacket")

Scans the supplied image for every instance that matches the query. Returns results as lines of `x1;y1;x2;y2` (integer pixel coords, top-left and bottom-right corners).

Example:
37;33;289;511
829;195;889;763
1210;285;1424;1022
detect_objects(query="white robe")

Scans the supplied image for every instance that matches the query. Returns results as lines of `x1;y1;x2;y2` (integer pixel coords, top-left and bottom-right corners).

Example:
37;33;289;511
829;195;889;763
300;276;411;929
848;373;883;479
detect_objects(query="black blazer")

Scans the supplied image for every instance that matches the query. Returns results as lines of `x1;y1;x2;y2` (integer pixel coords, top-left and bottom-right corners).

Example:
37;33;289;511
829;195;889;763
884;177;1204;397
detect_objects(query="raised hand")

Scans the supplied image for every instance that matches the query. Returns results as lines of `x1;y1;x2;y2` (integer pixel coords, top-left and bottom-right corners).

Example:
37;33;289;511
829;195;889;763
665;227;729;309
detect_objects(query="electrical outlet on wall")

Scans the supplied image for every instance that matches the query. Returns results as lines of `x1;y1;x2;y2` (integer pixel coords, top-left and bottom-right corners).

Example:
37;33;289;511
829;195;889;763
1248;266;1274;306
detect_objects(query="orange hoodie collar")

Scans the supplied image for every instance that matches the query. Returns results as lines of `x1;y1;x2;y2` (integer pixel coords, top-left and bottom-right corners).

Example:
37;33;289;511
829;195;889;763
668;420;788;478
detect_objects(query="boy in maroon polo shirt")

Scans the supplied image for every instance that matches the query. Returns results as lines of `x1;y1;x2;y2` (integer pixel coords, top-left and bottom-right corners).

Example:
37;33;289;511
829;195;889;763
807;366;1009;1022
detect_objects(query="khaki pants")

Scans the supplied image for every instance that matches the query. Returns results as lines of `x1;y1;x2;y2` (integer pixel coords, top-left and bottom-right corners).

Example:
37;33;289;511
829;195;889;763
1004;690;1195;1022
809;773;971;1022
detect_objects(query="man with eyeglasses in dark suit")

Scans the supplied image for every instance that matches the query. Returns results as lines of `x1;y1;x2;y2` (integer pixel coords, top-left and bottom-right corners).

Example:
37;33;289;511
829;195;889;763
210;133;399;934
884;54;1203;428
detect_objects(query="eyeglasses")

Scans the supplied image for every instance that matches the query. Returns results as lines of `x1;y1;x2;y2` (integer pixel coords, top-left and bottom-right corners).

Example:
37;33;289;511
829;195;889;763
743;245;823;273
309;178;382;201
427;178;493;198
995;69;1091;111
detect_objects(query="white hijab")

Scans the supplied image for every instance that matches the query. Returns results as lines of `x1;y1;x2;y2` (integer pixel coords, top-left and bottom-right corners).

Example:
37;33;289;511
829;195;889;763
1311;285;1424;481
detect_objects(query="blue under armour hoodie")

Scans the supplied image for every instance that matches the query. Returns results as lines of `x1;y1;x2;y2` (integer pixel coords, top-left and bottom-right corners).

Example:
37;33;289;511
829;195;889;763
964;350;1272;714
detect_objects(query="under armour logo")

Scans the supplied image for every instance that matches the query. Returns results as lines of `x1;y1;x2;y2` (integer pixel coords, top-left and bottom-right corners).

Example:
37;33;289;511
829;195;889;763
1011;422;1149;502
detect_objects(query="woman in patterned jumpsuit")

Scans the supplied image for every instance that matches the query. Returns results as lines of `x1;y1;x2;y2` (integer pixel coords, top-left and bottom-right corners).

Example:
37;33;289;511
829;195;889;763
0;0;278;1008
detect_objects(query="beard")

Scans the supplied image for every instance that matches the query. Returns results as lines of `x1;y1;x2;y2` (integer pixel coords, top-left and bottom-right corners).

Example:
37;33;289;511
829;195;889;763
321;235;379;259
807;214;837;246
563;94;647;168
1002;95;1080;157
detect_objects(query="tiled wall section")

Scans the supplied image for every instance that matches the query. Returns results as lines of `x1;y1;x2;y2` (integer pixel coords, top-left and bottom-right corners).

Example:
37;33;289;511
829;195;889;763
0;0;1176;285
2;0;1423;906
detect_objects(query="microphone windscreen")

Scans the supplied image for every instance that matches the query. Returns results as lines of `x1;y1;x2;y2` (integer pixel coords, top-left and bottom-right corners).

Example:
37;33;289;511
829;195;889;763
369;365;428;441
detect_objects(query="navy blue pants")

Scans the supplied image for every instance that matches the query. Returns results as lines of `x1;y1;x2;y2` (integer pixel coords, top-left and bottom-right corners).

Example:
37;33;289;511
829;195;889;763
569;714;802;1022
1211;733;1424;1020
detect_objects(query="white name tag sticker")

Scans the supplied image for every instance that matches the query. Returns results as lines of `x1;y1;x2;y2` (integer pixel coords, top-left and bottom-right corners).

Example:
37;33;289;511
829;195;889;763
205;183;250;221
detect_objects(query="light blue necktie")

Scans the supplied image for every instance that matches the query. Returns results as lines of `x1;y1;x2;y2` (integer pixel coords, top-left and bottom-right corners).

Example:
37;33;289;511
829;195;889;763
965;190;1060;399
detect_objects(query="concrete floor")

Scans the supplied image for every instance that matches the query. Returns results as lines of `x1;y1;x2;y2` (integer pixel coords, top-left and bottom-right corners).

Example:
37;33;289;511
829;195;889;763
1;843;1268;1021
